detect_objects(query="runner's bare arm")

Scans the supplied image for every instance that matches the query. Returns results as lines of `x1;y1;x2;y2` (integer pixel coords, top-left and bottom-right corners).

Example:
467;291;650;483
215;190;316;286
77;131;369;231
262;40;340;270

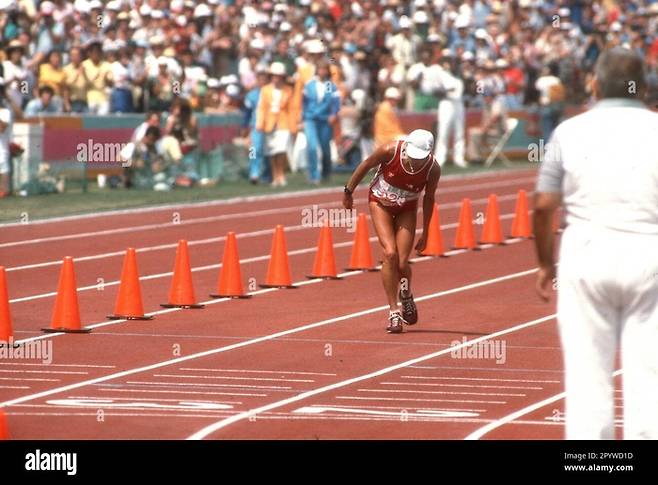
342;142;397;209
415;162;441;254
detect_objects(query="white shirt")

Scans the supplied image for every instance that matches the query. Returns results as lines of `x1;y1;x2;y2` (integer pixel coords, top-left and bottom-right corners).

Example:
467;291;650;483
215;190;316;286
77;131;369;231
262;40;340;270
535;75;561;106
436;68;464;100
0;107;13;167
537;99;658;235
406;63;443;95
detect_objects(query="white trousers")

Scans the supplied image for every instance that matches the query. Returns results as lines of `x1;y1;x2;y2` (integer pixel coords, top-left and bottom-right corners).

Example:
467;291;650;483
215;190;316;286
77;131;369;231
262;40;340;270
434;99;465;165
558;223;658;439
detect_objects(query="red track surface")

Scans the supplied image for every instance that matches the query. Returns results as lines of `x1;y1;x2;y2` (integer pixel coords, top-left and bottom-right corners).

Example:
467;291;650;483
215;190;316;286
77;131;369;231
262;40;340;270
0;168;624;439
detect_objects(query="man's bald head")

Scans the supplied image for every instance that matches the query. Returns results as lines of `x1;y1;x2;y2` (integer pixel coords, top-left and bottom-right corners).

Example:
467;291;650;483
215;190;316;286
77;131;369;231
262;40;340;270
594;47;647;100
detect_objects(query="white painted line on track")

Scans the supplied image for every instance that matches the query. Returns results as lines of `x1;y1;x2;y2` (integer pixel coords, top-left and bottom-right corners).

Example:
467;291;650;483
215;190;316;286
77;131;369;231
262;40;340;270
464;369;623;440
186;313;555;440
0;268;545;410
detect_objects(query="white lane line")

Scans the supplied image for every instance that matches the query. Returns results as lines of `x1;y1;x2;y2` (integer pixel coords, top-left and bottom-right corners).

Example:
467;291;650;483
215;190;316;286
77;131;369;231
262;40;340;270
125;381;292;390
380;381;543;390
1;174;535;242
187;314;555;440
5;190;526;273
0;362;115;368
408;365;563;373
9;214;476;303
179;368;337;376
0;369;88;375
11;226;527;345
335;396;508;404
464;369;624;440
357;388;526;397
67;395;242;404
400;376;560;383
96;388;267;397
0;268;543;409
0;377;60;382
0;167;536;229
309;403;488;412
152;374;314;383
0;385;30;389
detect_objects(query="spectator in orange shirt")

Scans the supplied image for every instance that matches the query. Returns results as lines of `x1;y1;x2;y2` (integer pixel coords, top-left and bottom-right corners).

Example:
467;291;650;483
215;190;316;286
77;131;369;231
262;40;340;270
374;87;405;146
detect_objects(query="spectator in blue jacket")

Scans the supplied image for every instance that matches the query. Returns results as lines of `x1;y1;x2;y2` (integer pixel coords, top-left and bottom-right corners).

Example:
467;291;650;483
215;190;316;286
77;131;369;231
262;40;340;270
302;60;340;184
242;66;270;184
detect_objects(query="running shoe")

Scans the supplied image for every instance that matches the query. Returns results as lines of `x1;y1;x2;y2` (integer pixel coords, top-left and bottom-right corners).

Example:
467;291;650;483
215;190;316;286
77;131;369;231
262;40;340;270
399;290;418;325
387;311;405;334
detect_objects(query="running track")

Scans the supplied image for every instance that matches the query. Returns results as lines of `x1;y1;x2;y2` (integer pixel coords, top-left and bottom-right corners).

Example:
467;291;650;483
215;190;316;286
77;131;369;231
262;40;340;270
0;168;625;439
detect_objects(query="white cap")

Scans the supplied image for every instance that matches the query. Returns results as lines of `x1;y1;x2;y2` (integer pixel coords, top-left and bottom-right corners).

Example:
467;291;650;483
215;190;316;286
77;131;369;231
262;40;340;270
40;0;55;15
280;21;292;32
399;16;412;29
88;0;103;9
414;0;427;6
384;86;401;99
250;38;266;50
474;28;488;39
194;4;211;17
226;84;240;97
454;16;470;29
405;129;434;159
461;51;475;61
269;61;286;76
139;4;152;16
207;77;220;89
558;7;571;17
106;0;121;11
610;21;622;32
157;56;169;66
413;11;429;23
351;88;366;105
170;0;184;13
306;39;325;54
495;58;509;68
151;10;164;19
175;15;187;26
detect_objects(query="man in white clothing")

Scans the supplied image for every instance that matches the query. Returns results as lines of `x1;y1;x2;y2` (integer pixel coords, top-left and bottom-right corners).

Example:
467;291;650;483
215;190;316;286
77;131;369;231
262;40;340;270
434;53;467;168
534;47;658;440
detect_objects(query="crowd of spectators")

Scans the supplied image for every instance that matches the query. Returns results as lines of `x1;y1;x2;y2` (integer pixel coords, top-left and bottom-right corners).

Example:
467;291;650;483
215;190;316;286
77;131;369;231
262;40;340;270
0;0;657;193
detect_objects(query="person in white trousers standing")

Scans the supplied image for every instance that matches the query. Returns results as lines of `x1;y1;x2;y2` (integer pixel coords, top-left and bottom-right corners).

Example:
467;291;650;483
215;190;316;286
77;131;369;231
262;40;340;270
534;47;658;440
434;54;467;168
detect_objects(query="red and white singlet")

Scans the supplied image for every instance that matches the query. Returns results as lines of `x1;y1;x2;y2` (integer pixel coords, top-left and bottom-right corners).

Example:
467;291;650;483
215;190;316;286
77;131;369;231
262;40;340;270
368;140;436;214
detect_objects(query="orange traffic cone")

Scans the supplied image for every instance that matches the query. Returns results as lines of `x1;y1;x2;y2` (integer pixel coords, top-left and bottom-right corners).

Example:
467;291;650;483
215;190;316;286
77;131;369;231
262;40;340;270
260;225;296;288
42;257;91;333
107;248;154;320
453;198;477;250
479;194;504;244
210;232;252;299
510;189;532;238
0;409;9;440
346;213;378;271
0;267;13;342
421;204;445;257
161;240;204;309
307;223;340;279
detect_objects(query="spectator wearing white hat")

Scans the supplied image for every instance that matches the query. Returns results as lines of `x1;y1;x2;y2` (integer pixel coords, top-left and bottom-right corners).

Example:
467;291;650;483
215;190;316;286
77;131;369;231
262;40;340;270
374;86;405;146
2;40;30;109
256;62;297;187
239;38;267;92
